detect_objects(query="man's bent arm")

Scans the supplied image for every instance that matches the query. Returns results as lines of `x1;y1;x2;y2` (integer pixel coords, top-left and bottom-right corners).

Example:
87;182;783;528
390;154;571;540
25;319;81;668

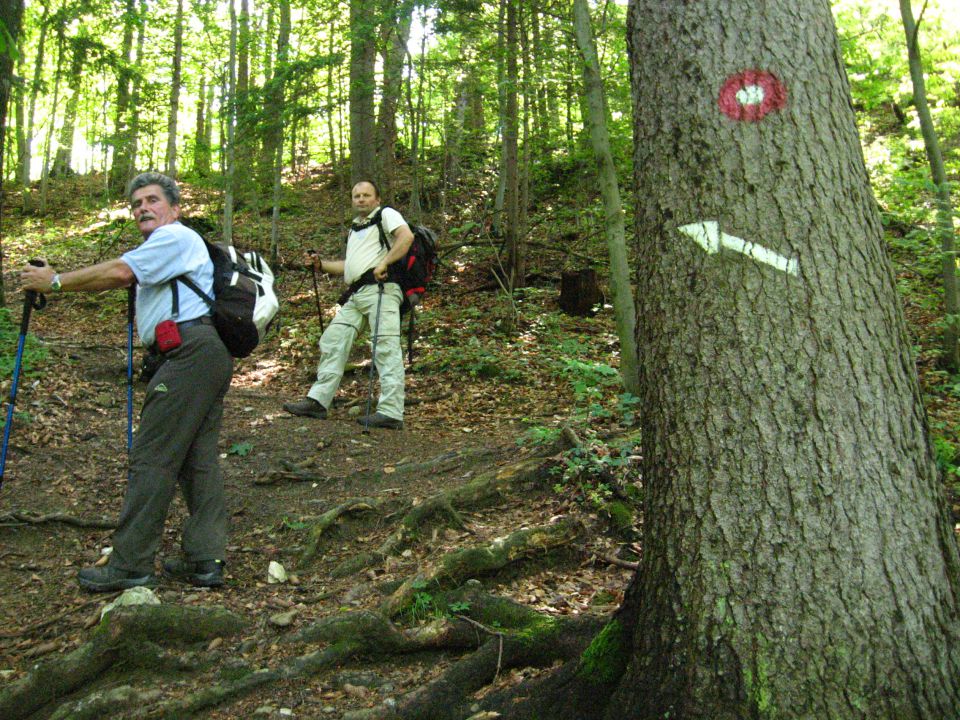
373;225;415;280
21;258;136;293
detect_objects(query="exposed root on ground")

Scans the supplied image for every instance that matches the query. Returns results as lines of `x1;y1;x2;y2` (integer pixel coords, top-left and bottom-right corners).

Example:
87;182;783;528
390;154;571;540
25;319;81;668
381;518;581;618
331;454;551;578
0;605;246;720
0;511;117;529
298;496;385;564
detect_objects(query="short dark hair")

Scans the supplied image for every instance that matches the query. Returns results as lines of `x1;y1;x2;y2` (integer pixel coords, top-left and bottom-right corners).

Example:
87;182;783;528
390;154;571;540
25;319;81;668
127;172;181;206
352;179;381;199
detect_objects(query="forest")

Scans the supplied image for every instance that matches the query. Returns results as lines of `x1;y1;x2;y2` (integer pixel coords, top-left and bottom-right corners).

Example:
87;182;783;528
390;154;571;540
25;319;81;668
0;0;959;718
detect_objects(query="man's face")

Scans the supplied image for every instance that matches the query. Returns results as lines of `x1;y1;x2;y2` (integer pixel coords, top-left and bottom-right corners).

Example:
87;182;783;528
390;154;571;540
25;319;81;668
131;184;180;238
351;182;379;216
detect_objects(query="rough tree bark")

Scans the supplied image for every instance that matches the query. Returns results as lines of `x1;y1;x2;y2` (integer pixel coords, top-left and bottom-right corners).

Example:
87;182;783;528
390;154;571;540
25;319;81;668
595;1;960;718
460;3;960;720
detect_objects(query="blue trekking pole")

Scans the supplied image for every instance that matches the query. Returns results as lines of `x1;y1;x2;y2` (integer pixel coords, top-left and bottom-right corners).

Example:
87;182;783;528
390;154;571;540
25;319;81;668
362;283;385;435
127;284;135;456
1;260;48;489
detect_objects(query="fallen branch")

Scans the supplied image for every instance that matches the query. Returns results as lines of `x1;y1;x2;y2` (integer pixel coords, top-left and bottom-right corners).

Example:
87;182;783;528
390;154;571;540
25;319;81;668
0;511;117;529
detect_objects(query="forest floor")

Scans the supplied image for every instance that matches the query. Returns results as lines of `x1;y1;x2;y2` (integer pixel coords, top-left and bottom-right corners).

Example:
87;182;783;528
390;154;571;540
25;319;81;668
0;174;644;719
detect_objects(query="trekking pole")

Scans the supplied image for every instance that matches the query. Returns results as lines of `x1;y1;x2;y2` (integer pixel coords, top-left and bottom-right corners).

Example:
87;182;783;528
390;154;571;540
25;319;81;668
362;283;385;435
126;284;135;456
310;265;325;333
1;260;48;488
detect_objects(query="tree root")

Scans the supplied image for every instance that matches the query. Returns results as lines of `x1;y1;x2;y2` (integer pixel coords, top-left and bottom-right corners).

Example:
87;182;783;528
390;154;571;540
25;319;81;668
381;517;581;618
333;454;552;578
342;585;606;720
0;510;117;529
0;604;247;720
298;496;384;564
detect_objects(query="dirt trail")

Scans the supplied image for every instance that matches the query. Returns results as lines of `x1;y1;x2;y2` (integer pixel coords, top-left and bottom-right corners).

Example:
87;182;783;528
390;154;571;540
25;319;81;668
0;321;634;718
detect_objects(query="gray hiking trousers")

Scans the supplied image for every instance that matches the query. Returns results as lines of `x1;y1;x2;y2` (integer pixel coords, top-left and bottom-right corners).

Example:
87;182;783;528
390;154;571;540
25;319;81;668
110;323;233;574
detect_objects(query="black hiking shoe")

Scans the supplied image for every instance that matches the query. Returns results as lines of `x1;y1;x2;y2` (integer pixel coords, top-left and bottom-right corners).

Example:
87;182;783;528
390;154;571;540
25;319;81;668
77;564;158;593
163;558;225;588
282;397;327;419
357;412;403;430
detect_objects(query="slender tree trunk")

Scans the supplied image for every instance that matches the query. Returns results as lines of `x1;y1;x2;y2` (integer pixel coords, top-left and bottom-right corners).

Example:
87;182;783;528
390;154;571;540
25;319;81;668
349;0;377;183
898;0;959;371
223;0;238;243
261;0;290;194
326;19;338;167
503;0;522;289
595;2;960;717
572;0;639;396
164;0;184;178
405;32;426;216
52;40;87;177
20;3;48;198
194;74;209;176
129;0;146;175
268;0;290;269
376;0;413;200
39;29;64;214
0;0;24;306
109;0;136;194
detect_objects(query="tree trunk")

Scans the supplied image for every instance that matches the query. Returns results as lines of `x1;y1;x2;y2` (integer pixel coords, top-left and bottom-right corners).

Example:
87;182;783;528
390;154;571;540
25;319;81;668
18;2;47;193
572;0;639;395
405;33;425;217
376;0;412;201
349;0;377;183
268;0;290;269
261;0;290;194
223;0;238;243
503;0;522;289
0;0;23;306
52;39;88;177
604;1;960;717
898;0;959;371
39;29;64;214
164;0;184;178
194;74;210;176
128;0;146;178
109;0;136;194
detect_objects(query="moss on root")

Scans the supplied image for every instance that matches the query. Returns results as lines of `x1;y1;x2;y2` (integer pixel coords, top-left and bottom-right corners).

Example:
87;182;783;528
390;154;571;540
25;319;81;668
577;619;629;685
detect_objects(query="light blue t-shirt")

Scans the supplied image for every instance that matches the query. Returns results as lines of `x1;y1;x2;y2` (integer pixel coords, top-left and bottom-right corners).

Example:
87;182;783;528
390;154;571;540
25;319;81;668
121;222;214;347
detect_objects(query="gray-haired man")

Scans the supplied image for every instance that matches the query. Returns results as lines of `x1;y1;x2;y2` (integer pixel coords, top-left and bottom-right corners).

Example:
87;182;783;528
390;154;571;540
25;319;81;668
21;172;233;592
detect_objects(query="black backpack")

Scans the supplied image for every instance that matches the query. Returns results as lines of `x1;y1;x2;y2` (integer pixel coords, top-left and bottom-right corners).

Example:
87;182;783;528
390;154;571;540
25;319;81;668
173;240;279;359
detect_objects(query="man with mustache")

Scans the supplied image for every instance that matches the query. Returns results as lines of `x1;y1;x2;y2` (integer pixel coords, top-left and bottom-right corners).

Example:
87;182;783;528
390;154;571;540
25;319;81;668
283;179;413;429
20;172;233;592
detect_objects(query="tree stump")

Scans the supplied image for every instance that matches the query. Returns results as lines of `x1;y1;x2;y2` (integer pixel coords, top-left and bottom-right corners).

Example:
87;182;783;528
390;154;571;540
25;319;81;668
559;269;602;316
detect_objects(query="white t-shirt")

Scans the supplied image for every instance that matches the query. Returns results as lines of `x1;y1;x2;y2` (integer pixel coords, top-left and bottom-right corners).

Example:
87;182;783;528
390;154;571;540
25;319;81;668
343;206;408;285
121;222;214;346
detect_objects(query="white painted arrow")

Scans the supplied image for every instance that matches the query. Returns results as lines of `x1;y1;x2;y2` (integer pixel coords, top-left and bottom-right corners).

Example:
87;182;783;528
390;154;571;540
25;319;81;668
679;220;799;277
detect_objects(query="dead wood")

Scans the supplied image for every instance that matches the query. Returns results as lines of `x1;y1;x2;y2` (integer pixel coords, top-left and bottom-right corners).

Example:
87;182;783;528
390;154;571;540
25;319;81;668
0;511;117;529
332;454;550;578
381;517;581;618
0;604;246;720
